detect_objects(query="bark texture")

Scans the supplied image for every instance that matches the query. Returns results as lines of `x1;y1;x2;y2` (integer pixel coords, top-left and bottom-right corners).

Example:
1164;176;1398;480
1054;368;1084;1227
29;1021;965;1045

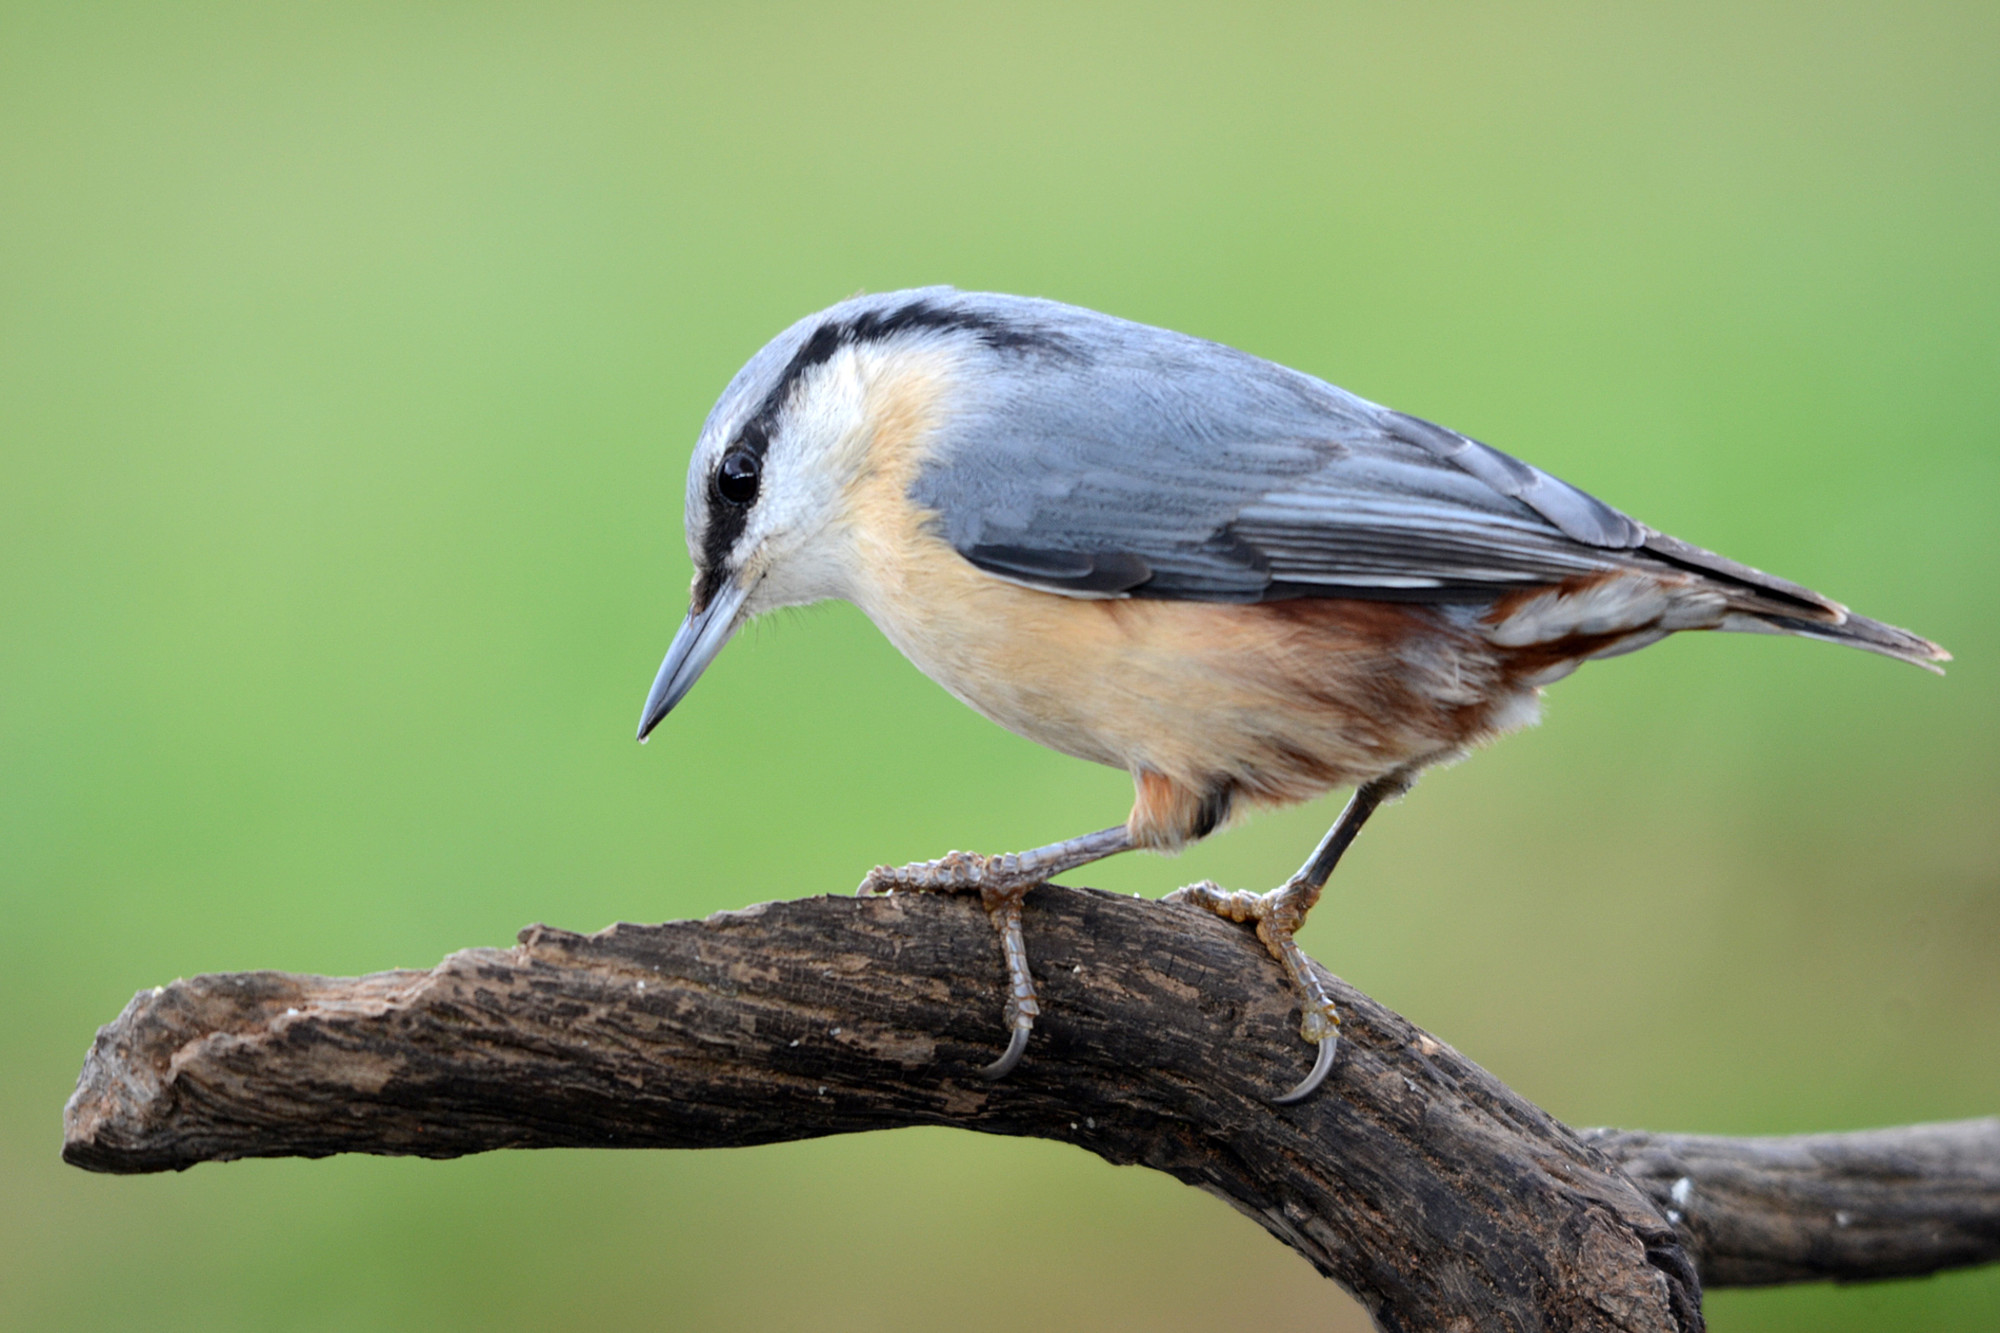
1585;1121;2000;1287
64;886;2000;1332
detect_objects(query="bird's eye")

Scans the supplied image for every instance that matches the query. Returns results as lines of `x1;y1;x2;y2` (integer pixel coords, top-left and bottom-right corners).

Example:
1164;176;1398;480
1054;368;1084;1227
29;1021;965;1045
715;448;761;506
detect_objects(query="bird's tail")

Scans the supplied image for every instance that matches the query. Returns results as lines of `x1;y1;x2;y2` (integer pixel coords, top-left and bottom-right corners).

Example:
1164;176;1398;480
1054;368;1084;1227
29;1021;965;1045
1718;607;1950;672
1641;531;1950;673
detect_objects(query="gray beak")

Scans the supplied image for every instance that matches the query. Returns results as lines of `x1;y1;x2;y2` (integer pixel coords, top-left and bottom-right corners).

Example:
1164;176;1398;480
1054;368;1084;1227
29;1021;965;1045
636;578;751;741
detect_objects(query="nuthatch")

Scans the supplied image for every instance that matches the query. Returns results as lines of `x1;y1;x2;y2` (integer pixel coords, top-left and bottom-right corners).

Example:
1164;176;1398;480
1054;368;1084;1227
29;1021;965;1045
638;288;1947;1102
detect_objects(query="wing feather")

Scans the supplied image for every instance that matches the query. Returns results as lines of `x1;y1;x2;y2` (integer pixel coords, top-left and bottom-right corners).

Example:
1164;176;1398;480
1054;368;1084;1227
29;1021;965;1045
897;293;1850;614
906;296;1650;603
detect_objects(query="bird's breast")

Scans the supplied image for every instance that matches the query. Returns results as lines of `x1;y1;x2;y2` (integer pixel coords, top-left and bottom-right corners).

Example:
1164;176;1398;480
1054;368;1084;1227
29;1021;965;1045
847;513;1527;805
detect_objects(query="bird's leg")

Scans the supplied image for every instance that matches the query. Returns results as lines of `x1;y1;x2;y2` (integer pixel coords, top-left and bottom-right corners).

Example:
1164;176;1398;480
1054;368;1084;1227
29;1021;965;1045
1166;772;1414;1104
859;825;1135;1079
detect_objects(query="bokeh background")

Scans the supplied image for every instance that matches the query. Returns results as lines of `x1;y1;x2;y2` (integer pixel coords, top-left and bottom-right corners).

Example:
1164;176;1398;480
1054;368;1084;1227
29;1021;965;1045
4;3;1996;1329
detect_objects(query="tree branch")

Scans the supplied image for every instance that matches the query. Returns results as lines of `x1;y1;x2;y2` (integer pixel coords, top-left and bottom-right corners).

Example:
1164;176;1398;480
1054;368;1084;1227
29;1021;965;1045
64;886;2000;1332
1584;1121;2000;1287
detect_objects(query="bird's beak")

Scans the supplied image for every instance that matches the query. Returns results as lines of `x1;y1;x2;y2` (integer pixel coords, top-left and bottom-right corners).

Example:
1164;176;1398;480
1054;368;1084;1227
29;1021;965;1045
636;577;751;742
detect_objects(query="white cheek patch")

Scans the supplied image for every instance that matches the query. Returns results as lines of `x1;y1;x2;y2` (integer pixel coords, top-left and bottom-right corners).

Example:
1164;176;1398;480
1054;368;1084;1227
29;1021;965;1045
787;354;875;487
736;340;969;617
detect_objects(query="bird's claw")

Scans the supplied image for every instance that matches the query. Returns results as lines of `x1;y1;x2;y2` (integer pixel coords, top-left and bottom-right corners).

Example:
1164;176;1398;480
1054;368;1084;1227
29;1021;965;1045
1273;1034;1340;1104
858;851;1045;1080
980;1022;1032;1080
1168;877;1343;1104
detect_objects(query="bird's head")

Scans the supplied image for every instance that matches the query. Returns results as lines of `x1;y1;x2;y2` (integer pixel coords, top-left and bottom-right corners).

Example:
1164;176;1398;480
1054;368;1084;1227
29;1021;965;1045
636;286;1033;741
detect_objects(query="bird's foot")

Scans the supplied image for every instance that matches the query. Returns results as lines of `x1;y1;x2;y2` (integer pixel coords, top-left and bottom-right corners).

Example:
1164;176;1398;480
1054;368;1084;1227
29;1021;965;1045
858;852;1045;1080
856;828;1131;1083
858;847;1054;898
978;879;1040;1080
1164;878;1341;1104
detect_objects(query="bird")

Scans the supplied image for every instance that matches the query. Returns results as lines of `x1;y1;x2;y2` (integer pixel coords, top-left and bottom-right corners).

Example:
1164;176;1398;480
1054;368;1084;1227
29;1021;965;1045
636;287;1947;1103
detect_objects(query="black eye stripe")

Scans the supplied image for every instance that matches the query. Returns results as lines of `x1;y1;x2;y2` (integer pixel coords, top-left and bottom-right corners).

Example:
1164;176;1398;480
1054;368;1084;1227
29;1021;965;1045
693;430;764;611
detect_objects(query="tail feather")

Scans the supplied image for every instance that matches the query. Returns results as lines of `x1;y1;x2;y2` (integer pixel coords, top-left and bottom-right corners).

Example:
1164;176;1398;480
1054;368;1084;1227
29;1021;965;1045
1725;609;1951;673
1636;528;1948;672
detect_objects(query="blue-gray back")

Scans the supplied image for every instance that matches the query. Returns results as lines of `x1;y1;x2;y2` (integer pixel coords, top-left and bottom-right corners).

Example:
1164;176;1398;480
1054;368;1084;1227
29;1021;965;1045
894;289;1644;602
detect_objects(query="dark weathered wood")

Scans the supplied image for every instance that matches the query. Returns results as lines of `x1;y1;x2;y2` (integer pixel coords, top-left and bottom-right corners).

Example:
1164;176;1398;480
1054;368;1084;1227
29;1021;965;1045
60;885;1999;1330
1584;1121;2000;1287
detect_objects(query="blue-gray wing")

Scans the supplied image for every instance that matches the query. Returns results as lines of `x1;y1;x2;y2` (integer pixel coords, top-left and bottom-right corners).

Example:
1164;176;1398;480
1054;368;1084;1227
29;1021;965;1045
909;296;1651;604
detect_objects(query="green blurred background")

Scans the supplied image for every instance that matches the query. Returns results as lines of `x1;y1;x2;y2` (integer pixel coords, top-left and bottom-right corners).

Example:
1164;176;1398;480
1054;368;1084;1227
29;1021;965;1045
3;3;1995;1329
